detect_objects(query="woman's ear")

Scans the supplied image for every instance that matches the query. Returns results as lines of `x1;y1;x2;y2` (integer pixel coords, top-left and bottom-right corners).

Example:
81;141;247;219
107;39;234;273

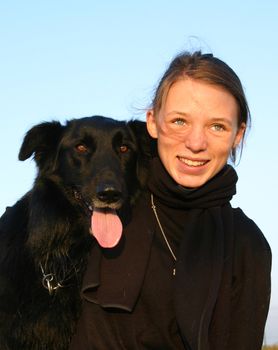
146;110;158;139
233;122;246;148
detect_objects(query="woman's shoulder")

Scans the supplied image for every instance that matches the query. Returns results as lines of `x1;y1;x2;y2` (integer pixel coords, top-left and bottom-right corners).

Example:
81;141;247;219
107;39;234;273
232;207;271;255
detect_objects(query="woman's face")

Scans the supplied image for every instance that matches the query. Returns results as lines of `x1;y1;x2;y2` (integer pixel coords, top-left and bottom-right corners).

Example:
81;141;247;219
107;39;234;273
147;78;245;188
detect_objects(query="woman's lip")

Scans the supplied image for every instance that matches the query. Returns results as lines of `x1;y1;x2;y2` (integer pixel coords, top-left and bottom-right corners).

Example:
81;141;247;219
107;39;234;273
177;156;210;167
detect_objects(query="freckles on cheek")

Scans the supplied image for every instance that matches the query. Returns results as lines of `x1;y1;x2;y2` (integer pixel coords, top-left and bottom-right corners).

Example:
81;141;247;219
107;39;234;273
158;131;179;145
157;140;176;159
161;138;174;148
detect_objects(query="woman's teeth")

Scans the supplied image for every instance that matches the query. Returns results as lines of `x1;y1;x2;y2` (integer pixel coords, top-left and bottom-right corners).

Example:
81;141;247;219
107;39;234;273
179;157;207;167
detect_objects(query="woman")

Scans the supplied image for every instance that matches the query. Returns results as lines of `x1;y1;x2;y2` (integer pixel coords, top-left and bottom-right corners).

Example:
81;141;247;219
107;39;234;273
70;51;271;349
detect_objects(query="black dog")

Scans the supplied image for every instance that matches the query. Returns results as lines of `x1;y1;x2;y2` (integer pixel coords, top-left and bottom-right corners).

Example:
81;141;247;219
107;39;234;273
0;116;151;350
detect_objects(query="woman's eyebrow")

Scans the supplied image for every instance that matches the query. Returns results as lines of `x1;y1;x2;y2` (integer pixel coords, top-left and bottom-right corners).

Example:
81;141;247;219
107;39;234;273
165;111;189;117
209;117;233;126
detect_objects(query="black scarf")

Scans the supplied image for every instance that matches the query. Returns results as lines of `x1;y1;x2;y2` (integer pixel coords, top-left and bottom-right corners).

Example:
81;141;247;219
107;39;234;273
148;157;237;209
148;157;238;350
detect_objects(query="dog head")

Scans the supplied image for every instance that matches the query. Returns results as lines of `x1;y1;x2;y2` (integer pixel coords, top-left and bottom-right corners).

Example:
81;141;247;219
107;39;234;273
19;116;152;248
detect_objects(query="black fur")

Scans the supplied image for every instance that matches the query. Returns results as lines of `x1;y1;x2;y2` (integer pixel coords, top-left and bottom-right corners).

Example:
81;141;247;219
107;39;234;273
0;116;151;350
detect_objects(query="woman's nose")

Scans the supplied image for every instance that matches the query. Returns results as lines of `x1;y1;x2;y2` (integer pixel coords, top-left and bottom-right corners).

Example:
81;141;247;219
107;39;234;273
185;126;207;152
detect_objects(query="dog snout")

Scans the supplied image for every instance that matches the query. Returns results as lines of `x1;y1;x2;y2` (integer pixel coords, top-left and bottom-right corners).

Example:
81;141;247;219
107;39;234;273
96;185;122;204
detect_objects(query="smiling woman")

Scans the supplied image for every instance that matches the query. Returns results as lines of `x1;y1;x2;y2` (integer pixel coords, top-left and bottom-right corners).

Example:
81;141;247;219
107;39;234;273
70;52;271;350
147;78;245;188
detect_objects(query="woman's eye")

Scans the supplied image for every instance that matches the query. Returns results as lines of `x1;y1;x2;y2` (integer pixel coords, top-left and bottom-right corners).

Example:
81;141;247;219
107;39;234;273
75;144;88;153
173;119;186;126
211;124;225;132
119;145;129;153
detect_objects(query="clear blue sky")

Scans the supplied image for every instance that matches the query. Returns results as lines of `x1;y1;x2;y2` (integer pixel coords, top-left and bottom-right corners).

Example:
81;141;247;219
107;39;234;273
0;0;277;344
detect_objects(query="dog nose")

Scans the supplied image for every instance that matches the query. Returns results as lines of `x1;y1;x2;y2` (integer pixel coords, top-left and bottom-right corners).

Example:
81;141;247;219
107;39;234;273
96;186;122;204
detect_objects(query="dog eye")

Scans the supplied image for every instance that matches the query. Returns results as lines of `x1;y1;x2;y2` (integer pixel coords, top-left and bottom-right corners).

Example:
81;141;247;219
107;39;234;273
119;145;129;153
75;144;88;153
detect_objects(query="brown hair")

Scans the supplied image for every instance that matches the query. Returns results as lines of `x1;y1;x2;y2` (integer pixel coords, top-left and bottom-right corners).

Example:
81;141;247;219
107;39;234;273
150;51;250;162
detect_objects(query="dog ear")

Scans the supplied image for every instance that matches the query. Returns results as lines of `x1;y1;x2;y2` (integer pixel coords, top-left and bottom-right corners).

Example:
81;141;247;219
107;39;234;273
127;119;155;189
127;119;156;157
18;121;64;170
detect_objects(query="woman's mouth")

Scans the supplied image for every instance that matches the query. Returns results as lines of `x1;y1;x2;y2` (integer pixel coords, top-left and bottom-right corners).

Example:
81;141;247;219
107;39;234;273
177;156;209;167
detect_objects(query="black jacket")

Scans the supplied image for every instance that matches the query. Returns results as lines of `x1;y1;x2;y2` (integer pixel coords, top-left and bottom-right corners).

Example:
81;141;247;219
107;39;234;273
70;189;271;350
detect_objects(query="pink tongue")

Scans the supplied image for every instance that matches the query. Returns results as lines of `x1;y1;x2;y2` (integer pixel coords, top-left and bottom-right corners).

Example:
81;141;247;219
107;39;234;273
91;208;123;248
